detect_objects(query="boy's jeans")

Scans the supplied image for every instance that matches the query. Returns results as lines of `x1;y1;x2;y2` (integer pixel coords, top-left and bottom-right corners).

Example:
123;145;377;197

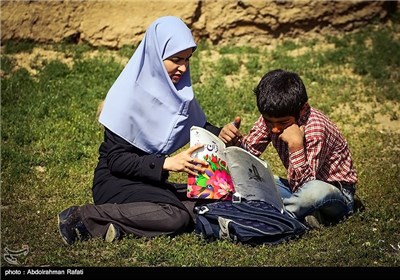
275;176;354;222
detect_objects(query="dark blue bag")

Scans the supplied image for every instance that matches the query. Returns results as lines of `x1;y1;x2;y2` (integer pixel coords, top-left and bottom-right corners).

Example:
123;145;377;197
195;200;307;245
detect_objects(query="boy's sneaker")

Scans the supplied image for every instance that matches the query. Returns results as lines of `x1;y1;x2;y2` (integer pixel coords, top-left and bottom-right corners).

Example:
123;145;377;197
58;206;89;245
105;223;123;243
354;194;365;212
304;211;324;230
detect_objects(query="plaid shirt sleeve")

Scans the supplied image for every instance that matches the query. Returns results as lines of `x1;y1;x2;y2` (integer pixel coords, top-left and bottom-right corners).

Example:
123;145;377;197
241;115;271;157
287;134;328;192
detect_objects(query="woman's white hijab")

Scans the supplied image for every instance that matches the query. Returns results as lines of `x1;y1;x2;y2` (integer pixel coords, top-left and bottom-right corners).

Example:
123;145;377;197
99;16;206;155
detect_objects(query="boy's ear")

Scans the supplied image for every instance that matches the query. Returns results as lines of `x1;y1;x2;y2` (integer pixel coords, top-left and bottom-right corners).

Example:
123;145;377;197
299;102;309;117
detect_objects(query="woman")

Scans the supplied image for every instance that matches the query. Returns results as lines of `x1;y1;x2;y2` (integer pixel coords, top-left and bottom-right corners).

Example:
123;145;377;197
58;16;239;245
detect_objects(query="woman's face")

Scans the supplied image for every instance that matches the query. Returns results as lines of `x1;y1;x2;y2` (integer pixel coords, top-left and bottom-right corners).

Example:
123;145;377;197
163;48;193;84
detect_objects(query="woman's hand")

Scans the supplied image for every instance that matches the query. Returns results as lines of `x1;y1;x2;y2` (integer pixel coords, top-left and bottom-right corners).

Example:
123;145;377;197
163;144;209;176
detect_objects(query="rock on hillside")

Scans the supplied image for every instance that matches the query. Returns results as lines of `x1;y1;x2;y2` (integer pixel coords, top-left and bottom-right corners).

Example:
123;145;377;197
1;0;397;48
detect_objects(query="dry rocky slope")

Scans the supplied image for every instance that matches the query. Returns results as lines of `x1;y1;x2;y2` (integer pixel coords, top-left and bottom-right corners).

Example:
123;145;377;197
1;0;397;48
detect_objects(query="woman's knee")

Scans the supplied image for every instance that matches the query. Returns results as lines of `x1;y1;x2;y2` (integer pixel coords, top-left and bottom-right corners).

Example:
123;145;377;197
162;205;191;233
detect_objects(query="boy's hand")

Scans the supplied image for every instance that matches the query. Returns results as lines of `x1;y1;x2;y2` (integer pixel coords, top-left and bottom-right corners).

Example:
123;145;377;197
219;116;242;146
279;124;305;153
232;116;241;128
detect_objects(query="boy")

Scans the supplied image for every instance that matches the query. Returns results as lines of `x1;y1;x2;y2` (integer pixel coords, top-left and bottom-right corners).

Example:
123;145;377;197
221;69;358;228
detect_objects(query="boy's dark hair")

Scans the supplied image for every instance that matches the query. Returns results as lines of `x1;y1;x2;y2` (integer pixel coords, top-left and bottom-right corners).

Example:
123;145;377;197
253;69;308;119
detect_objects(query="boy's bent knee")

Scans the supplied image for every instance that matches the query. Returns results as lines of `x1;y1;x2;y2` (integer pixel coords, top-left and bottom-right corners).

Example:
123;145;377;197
300;180;341;200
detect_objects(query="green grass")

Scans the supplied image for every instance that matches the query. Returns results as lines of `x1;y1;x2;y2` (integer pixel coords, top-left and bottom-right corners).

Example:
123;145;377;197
1;15;400;268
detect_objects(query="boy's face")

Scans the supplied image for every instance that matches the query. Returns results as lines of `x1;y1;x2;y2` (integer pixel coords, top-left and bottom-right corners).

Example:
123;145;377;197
262;115;296;135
